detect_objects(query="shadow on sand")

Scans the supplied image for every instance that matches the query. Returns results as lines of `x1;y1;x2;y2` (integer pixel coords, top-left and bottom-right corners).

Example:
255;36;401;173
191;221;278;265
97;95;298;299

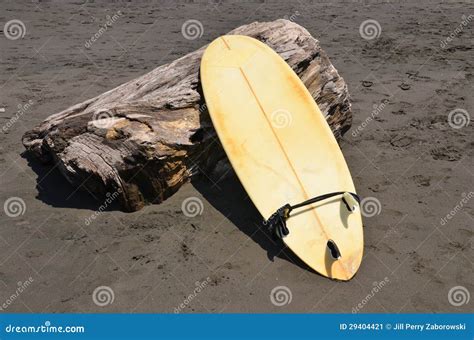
191;172;319;275
23;151;325;276
21;152;120;211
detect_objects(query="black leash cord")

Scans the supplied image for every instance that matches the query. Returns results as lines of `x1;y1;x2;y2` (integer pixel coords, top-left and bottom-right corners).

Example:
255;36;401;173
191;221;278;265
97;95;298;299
263;191;360;240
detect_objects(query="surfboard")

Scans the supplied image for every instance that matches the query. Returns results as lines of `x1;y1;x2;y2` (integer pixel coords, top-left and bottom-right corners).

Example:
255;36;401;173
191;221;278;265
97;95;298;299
200;35;363;281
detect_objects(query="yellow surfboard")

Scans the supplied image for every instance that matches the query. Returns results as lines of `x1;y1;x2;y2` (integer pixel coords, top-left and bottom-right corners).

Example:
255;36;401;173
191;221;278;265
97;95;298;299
200;35;363;280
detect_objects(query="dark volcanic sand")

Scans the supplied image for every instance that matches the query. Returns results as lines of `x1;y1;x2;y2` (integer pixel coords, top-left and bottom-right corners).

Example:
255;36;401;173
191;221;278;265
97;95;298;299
0;0;472;313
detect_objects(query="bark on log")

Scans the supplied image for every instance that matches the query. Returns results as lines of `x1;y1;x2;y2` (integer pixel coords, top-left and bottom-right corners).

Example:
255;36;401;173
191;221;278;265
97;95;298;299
22;19;352;212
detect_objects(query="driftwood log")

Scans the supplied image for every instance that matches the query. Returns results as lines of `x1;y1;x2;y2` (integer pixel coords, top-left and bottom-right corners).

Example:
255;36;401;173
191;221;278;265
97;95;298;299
22;19;352;212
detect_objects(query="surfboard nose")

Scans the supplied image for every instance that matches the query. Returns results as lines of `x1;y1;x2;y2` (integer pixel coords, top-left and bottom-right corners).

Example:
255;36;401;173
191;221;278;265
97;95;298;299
202;35;262;68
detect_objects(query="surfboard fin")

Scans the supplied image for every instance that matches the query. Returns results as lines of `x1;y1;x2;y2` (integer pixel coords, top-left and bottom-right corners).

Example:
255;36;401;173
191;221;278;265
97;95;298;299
327;240;342;259
342;192;359;212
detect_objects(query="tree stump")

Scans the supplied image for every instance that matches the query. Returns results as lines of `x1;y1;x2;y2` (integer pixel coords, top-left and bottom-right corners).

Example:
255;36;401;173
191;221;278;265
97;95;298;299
22;19;352;212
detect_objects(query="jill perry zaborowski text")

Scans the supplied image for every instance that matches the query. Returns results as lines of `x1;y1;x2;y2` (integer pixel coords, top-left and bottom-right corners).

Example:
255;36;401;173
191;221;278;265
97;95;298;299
393;323;466;331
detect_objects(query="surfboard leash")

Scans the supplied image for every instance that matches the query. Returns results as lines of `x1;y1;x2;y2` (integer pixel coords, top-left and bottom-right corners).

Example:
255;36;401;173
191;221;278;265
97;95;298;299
263;191;360;241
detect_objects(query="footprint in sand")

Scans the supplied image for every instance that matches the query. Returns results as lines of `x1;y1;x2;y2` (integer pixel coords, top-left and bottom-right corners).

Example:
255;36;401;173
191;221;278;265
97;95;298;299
390;134;415;148
430;146;462;161
412;174;431;187
392;109;406;115
399;82;411;90
361;80;373;88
